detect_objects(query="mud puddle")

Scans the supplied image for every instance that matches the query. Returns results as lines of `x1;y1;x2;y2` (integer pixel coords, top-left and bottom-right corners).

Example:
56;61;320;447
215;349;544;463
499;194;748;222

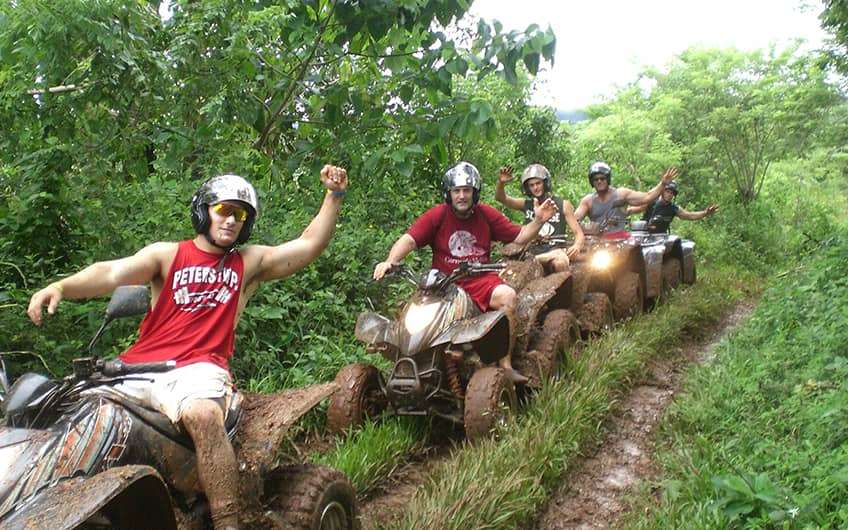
535;301;755;530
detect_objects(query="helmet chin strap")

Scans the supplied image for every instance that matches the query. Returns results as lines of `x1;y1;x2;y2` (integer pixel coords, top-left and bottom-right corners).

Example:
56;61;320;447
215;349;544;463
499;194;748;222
203;232;238;273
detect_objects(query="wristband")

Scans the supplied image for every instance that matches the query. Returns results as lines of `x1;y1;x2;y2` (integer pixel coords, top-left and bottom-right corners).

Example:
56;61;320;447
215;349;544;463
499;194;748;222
328;189;347;199
50;282;64;295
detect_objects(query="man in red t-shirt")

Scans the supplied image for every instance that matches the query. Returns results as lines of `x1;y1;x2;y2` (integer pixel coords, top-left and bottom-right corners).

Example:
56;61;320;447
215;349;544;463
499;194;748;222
373;161;557;384
27;166;349;530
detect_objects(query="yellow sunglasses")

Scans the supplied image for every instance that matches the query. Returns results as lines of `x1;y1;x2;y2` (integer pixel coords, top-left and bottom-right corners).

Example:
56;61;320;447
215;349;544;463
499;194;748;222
211;203;249;222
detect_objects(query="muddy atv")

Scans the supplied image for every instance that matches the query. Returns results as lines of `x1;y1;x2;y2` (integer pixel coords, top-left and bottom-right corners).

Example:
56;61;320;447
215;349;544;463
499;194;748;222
499;237;613;340
327;261;581;441
634;217;697;289
0;286;358;530
577;215;694;321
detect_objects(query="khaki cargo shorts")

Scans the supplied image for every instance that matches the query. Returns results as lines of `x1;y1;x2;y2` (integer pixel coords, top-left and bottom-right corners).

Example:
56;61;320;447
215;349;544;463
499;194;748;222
97;362;235;424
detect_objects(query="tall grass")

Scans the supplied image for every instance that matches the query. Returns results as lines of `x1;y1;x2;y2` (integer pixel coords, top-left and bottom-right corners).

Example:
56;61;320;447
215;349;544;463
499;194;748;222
380;265;752;529
312;417;426;493
622;234;848;529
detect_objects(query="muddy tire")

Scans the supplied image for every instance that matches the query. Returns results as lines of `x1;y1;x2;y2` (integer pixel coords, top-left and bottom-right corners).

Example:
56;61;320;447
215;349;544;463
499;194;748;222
327;363;384;434
264;464;358;530
613;271;643;320
577;292;614;338
531;309;579;380
685;260;697;285
463;367;517;441
662;257;682;292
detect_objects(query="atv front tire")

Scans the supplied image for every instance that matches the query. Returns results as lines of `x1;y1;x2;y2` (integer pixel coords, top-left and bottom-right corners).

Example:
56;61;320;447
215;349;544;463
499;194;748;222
327;363;384;434
531;309;580;380
662;257;682;292
577;292;614;338
613;271;643;320
265;464;358;530
464;367;518;441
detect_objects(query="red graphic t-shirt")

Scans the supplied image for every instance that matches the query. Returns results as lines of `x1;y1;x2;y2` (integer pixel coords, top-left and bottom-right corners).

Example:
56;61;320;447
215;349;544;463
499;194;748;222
119;240;245;371
406;203;521;274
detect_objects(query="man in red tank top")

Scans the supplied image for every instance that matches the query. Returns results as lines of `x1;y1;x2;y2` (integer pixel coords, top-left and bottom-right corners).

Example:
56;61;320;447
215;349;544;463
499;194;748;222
373;161;558;384
27;166;349;530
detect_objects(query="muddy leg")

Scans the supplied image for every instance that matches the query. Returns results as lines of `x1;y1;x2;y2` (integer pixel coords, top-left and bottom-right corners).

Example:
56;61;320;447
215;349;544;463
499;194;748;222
490;284;528;384
181;399;240;530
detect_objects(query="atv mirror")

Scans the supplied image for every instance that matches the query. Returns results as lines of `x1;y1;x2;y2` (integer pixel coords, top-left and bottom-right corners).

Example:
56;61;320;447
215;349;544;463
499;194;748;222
582;222;601;236
105;285;150;321
630;220;648;232
87;285;150;355
0;356;8;404
355;312;397;348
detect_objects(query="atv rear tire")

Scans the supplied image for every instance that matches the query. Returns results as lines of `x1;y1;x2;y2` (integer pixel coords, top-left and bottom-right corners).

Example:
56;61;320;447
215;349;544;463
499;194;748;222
531;309;580;380
662;257;682;292
613;271;643;320
464;367;517;441
577;292;614;338
684;259;697;285
327;363;384;434
265;464;358;530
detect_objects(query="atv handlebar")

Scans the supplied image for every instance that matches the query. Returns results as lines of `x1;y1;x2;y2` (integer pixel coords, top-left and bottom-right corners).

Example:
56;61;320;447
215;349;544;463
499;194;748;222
101;360;177;377
376;262;505;293
71;357;177;379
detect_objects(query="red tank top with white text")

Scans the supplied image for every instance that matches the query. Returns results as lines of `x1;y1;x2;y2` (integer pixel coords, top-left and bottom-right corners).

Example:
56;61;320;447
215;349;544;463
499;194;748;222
119;240;244;371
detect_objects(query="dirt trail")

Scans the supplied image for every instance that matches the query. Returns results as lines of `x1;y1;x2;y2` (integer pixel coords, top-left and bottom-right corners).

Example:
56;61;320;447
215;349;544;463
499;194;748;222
359;440;456;529
356;301;754;530
535;301;755;530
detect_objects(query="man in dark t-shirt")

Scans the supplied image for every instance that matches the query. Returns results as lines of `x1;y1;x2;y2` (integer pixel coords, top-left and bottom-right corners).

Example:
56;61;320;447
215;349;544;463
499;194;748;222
373;161;557;383
627;181;719;233
494;163;584;272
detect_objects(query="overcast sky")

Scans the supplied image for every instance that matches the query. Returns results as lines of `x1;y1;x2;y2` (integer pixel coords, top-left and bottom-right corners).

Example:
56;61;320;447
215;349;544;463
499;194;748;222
469;0;831;111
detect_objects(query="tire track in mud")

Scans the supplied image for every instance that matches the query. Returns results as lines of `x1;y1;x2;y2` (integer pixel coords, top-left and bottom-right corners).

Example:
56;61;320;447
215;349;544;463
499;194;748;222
535;301;755;530
358;439;456;529
356;301;754;529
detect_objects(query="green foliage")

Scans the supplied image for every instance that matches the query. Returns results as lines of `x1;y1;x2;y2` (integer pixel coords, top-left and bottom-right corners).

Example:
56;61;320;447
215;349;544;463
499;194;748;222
0;0;556;386
820;0;848;80
624;234;848;529
587;46;842;204
711;471;794;524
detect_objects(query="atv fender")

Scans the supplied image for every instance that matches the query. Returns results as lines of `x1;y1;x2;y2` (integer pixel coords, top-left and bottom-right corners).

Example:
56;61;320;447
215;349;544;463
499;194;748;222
235;382;338;472
432;310;511;365
355;311;398;349
639;242;665;299
0;465;176;530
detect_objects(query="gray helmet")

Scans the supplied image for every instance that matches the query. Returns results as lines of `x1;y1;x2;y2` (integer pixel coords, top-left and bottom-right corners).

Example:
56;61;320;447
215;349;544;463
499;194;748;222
588;161;612;186
442;162;482;205
521;164;552;197
191;174;259;246
664;180;679;196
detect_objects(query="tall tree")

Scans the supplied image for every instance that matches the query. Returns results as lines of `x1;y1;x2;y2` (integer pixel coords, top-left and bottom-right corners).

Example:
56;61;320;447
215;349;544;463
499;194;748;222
820;0;848;81
640;47;839;203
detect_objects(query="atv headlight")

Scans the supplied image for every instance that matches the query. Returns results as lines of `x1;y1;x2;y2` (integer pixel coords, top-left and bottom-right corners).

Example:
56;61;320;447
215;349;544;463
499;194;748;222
591;249;612;270
404;302;440;334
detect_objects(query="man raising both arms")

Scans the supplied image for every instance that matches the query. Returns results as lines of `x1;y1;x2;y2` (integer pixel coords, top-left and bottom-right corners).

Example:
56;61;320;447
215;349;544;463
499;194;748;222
373;161;558;384
495;163;584;272
573;161;679;236
28;166;349;530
